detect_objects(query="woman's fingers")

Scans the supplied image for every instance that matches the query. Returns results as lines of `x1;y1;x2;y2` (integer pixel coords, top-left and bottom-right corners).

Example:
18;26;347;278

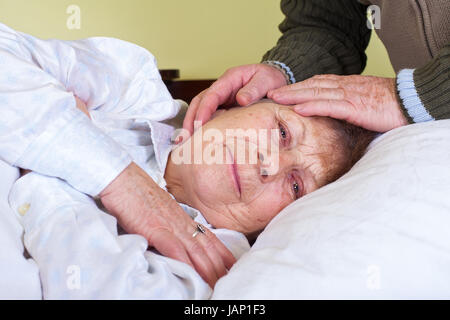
148;227;194;269
201;226;237;270
149;223;228;288
148;210;236;288
205;229;237;270
185;241;217;287
187;235;227;287
184;235;223;287
184;225;236;288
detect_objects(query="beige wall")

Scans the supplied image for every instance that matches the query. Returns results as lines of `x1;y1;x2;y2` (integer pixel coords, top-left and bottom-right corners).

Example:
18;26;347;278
0;0;394;79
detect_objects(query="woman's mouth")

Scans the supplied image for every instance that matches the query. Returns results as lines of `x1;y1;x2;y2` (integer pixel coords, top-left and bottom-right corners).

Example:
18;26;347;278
226;145;241;198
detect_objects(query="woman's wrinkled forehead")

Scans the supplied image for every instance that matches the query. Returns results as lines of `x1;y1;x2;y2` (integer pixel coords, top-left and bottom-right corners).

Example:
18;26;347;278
250;101;308;137
278;105;306;132
251;99;298;118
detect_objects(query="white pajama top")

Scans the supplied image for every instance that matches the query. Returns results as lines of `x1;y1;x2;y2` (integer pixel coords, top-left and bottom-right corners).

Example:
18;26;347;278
0;23;250;299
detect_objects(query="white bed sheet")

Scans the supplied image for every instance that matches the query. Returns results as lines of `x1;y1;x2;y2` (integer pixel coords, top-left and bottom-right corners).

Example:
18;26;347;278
0;161;41;299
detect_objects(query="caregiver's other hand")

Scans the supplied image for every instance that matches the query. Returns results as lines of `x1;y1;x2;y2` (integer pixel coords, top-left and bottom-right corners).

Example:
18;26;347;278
99;162;236;288
268;74;409;132
180;63;287;140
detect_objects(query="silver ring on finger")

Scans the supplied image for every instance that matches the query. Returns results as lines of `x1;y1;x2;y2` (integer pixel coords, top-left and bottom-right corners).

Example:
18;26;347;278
192;224;206;238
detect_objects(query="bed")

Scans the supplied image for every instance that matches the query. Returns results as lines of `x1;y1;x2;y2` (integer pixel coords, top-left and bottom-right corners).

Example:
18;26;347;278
1;69;449;299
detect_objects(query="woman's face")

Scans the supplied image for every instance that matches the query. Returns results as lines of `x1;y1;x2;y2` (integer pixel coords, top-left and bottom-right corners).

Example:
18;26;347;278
169;101;340;235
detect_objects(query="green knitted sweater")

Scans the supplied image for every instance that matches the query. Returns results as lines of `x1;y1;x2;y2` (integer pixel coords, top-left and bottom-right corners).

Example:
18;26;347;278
262;0;450;123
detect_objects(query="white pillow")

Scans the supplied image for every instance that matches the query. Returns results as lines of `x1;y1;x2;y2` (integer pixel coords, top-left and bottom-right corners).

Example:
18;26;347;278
212;120;450;299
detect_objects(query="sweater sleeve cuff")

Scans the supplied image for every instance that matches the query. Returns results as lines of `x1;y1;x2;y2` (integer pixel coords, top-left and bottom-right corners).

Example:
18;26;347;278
397;68;434;123
14;106;132;196
262;60;296;84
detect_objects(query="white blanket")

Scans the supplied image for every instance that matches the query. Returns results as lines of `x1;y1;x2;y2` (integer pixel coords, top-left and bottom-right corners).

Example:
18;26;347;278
0;162;41;299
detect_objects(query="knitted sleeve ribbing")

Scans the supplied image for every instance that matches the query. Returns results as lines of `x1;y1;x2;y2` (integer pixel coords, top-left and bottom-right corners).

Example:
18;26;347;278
397;44;450;123
414;43;450;121
262;0;371;82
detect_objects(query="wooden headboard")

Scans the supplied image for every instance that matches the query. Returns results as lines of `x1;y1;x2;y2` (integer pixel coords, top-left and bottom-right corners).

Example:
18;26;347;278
160;69;215;104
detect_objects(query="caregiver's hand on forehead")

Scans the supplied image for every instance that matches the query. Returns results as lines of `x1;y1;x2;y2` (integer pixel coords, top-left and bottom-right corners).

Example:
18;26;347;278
268;74;409;133
180;63;287;140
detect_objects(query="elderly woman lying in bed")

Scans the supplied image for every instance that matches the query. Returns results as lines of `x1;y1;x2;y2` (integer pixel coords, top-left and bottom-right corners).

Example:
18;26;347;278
12;96;375;299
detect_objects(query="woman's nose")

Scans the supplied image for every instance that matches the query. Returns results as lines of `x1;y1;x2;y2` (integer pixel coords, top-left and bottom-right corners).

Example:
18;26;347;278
258;151;280;181
258;150;295;181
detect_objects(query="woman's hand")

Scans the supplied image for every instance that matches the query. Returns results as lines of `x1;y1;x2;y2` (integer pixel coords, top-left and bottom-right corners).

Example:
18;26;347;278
180;63;287;141
268;74;409;132
99;162;237;288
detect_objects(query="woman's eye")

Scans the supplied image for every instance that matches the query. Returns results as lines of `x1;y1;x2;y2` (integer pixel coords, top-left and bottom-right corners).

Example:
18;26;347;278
292;181;300;199
279;123;288;143
279;125;286;139
289;172;303;200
